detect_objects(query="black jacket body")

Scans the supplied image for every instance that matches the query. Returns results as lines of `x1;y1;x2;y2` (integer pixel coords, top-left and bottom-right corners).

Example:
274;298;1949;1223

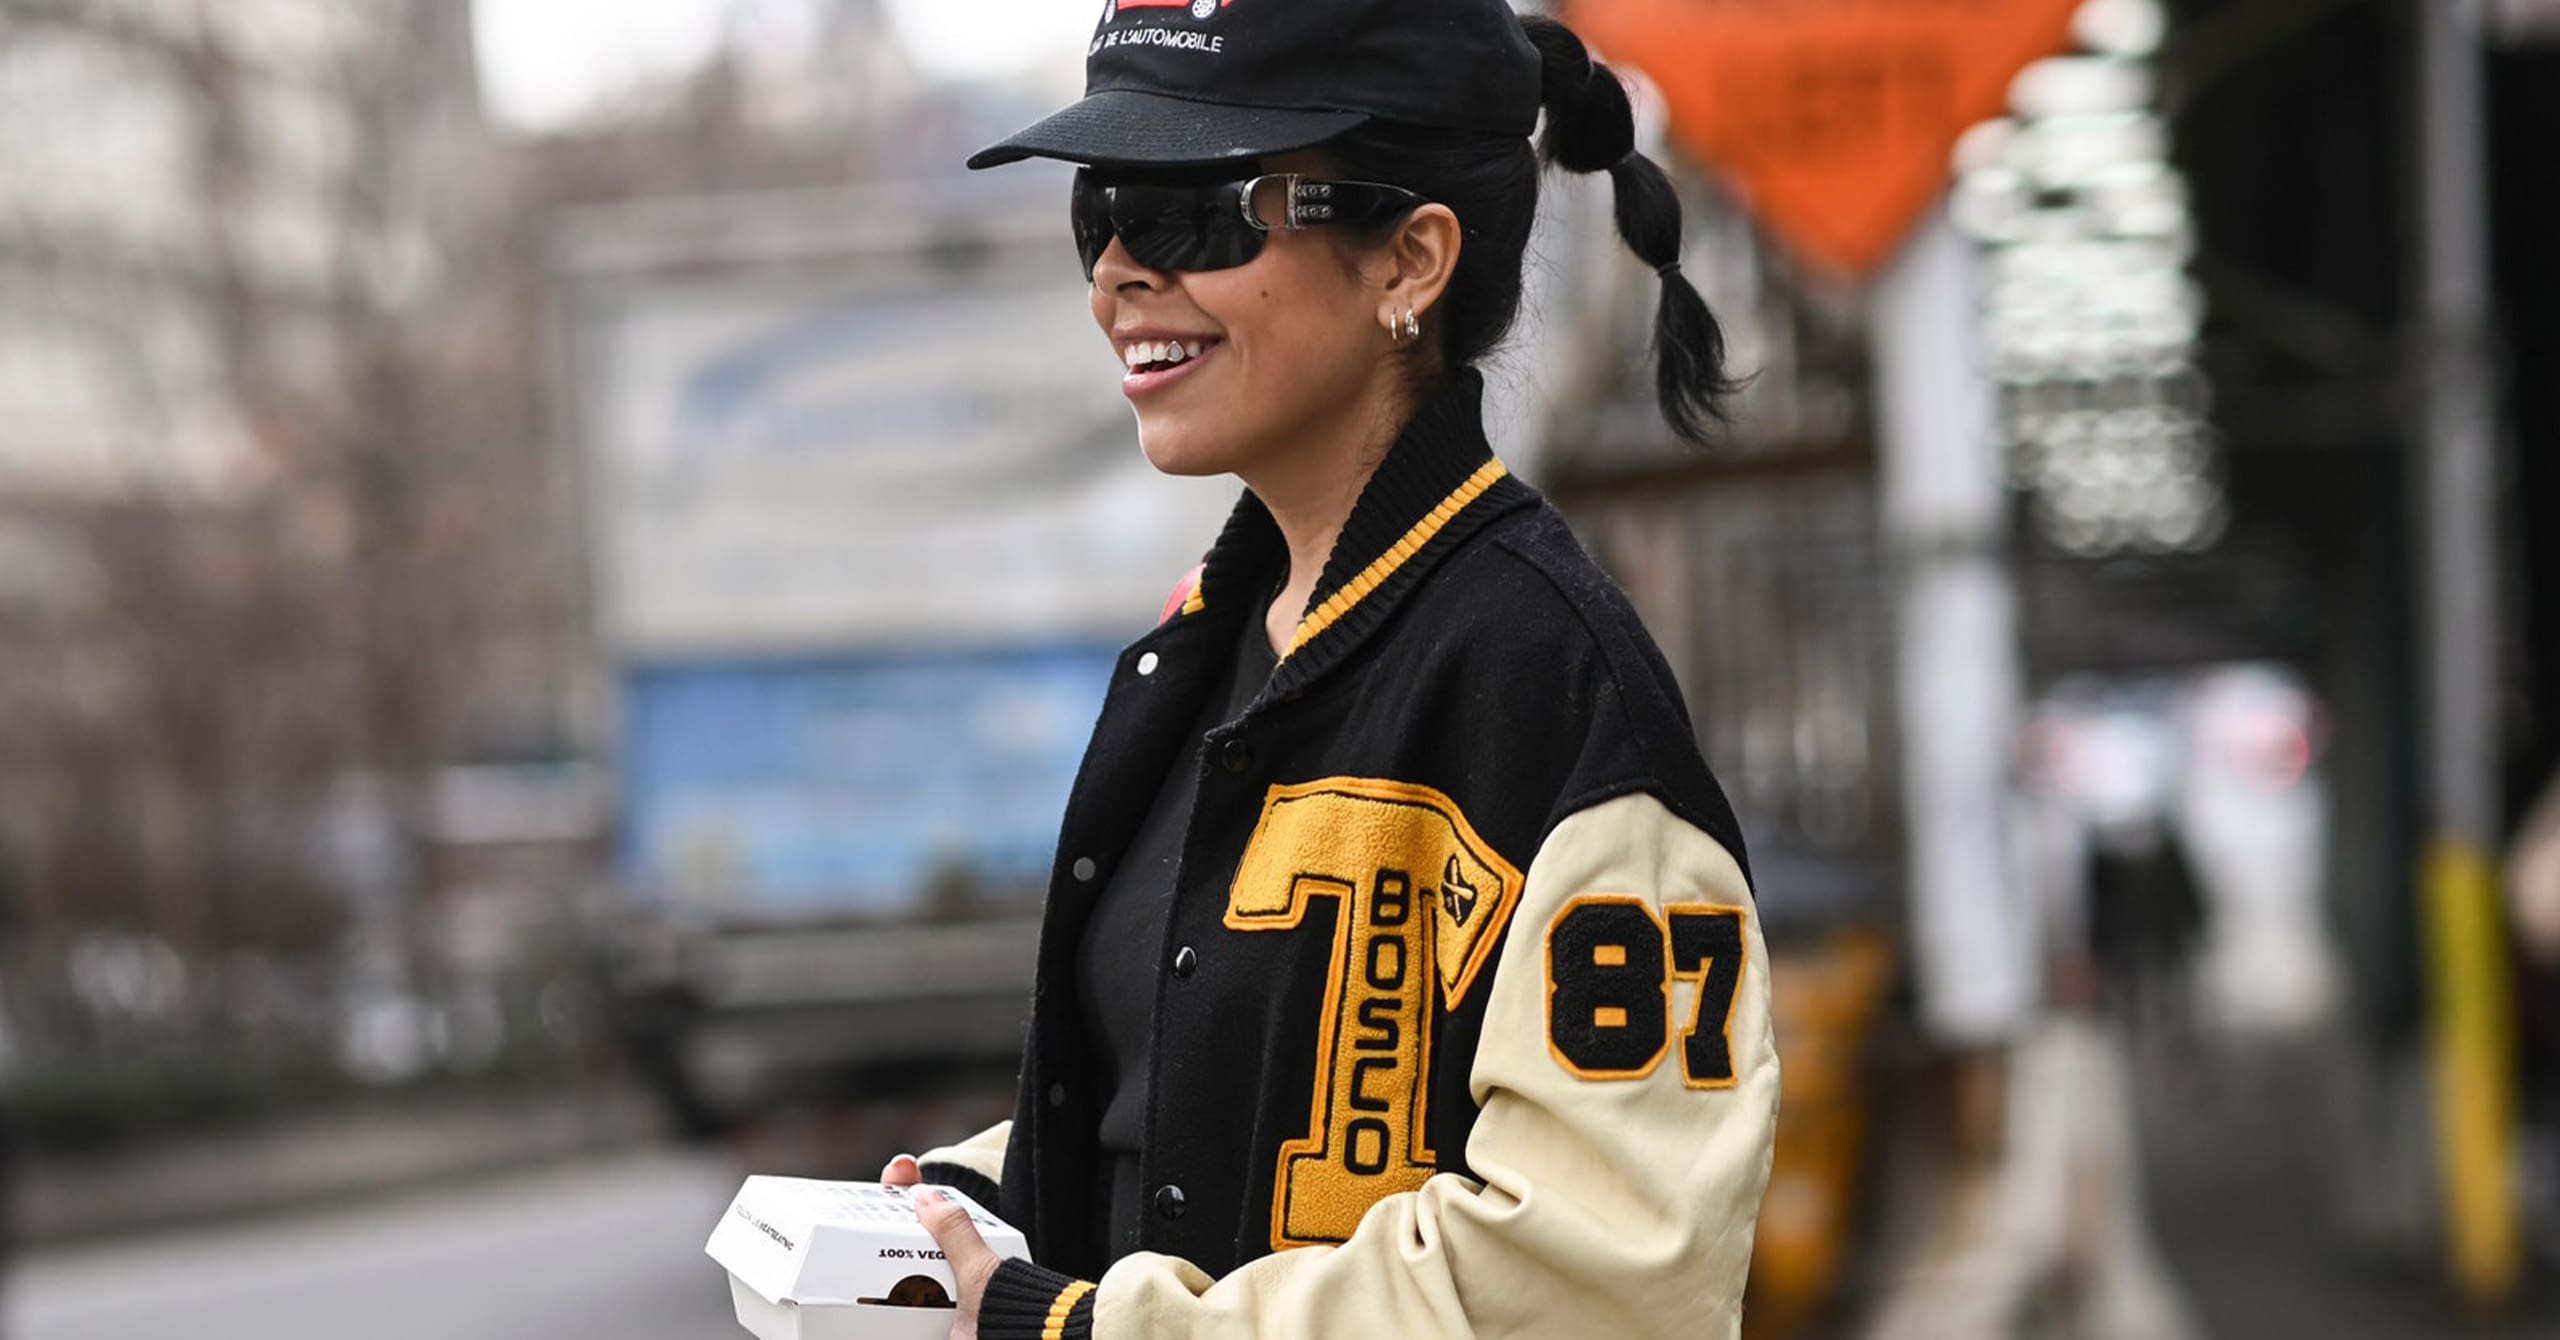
991;369;1750;1283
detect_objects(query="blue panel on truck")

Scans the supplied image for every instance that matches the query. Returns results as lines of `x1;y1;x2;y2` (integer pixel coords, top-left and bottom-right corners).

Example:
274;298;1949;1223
618;644;1119;915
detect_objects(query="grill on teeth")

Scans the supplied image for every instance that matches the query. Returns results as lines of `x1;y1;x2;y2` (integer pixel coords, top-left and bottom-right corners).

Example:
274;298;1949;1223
1125;340;1204;369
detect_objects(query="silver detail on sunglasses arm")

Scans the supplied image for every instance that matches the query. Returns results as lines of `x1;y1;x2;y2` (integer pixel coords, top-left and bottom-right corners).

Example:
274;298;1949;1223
1238;174;1342;232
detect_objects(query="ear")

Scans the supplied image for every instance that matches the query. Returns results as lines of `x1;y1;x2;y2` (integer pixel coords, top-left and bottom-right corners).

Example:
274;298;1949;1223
1369;203;1462;328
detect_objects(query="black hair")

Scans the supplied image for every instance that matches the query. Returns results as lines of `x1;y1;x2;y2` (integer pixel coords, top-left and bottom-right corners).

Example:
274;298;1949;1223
1319;14;1740;445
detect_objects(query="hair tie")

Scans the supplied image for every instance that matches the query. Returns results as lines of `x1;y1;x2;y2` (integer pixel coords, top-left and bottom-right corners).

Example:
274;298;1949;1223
1654;260;1682;280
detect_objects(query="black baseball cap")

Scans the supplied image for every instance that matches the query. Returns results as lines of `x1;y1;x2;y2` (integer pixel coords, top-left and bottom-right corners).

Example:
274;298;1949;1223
966;0;1542;170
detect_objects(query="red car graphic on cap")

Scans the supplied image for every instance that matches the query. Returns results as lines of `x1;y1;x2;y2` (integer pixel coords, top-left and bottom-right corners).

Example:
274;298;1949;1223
1108;0;1231;20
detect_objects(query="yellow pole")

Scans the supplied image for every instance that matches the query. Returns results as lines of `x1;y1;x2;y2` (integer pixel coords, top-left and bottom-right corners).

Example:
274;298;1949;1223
2420;841;2519;1303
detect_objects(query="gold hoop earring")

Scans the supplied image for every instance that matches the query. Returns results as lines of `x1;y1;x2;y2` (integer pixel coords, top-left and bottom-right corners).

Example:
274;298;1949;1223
1382;309;1403;343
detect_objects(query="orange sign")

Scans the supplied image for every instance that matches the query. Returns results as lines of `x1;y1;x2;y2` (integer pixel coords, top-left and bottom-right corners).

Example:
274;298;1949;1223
1560;0;2084;276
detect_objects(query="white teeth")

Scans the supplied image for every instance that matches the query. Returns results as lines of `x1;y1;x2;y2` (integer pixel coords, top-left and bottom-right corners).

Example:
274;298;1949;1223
1122;339;1208;370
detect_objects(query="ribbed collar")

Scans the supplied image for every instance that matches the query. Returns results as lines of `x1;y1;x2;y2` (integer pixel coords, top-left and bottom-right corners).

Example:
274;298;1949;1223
1171;367;1538;700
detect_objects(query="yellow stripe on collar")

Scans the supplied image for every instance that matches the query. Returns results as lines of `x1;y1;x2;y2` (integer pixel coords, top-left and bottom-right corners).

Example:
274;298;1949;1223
1283;459;1508;660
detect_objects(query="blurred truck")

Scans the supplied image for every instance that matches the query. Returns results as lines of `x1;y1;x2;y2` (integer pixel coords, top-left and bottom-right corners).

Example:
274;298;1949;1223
555;174;1231;1134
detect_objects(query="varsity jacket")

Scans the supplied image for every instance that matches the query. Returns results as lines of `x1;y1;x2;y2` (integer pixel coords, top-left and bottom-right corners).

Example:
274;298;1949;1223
918;369;1778;1339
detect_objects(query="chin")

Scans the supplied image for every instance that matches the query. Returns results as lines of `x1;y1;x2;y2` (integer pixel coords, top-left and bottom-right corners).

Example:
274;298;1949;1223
1135;420;1249;478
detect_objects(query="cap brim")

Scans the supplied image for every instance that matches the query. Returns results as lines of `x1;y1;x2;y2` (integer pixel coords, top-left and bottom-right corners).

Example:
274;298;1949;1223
966;89;1368;170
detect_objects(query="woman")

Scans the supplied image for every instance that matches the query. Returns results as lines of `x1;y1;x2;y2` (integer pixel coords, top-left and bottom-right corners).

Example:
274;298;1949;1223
882;0;1778;1335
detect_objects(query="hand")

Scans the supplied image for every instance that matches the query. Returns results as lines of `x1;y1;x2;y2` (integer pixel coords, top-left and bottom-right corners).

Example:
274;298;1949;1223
915;1187;1002;1340
881;1152;923;1188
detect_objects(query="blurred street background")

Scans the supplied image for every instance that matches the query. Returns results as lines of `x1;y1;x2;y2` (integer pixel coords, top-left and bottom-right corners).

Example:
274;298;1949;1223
0;1;2556;1337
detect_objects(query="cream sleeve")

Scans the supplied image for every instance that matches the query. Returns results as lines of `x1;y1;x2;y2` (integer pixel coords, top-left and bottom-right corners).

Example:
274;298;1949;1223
917;1119;1012;1190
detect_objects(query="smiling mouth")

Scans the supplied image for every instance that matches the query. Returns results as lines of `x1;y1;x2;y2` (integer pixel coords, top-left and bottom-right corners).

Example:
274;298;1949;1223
1121;338;1219;375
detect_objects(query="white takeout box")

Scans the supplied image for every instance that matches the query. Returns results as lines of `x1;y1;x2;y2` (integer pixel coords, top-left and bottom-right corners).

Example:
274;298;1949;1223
706;1176;1030;1340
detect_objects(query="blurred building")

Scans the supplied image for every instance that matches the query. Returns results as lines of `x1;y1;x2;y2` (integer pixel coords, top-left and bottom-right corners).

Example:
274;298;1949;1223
0;0;591;1114
0;1;480;492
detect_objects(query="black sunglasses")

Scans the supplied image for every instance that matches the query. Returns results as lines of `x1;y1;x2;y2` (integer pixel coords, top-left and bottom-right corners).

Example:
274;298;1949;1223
1071;169;1428;280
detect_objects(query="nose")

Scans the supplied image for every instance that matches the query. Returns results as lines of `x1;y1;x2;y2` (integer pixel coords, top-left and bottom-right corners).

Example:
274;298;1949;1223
1089;234;1170;292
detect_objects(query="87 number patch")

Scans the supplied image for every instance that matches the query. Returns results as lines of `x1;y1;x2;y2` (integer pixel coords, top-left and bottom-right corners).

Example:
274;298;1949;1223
1543;896;1747;1088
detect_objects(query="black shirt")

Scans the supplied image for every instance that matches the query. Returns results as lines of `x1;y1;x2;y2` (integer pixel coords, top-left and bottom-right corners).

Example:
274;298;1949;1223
1074;604;1278;1260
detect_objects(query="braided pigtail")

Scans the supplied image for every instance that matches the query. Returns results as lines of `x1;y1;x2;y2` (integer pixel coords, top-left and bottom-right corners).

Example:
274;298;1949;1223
1523;14;1739;444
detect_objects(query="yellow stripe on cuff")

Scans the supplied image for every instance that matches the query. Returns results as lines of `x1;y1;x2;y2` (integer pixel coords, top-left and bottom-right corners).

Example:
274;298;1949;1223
1284;459;1507;659
1042;1279;1096;1340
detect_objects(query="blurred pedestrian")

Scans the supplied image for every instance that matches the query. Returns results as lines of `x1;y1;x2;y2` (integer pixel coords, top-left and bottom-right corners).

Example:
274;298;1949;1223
2510;767;2560;1249
2510;769;2560;967
876;0;1778;1335
2083;816;2208;1036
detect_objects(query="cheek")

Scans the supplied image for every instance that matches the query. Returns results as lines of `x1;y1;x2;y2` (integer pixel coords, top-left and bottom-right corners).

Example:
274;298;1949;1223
1195;256;1374;403
1119;241;1384;476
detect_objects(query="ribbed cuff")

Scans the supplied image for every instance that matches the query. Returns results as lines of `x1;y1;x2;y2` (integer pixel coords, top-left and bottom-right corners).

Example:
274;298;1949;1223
914;1162;1000;1212
978;1257;1096;1340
